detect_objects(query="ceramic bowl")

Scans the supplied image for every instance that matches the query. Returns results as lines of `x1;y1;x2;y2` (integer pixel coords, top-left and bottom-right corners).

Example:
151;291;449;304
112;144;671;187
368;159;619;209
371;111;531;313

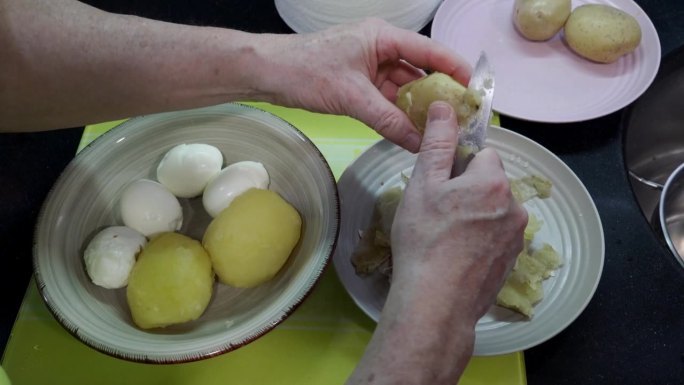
33;103;339;363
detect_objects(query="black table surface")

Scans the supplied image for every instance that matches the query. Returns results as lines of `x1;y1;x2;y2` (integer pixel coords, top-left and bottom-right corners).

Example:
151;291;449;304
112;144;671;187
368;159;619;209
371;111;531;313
2;1;684;384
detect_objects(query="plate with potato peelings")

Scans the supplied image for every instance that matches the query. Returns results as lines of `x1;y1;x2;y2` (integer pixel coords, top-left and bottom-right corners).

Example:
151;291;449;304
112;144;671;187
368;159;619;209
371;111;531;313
333;125;605;355
431;0;660;123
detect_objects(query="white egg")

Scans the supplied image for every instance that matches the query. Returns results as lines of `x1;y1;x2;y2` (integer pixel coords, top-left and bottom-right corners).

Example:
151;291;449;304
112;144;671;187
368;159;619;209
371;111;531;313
83;226;147;289
119;179;183;237
203;161;270;217
156;143;223;198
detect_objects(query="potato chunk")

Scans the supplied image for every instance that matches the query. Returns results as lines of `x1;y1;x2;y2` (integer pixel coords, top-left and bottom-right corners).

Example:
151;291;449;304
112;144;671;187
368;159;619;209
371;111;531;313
202;188;302;288
126;232;214;329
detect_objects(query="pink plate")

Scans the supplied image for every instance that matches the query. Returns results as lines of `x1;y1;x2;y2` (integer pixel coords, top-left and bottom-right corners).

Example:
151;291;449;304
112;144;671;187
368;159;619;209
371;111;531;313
431;0;661;123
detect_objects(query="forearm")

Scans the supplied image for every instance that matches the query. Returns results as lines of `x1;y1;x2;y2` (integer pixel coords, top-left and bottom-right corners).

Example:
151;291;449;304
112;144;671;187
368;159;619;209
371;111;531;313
346;275;477;385
0;0;275;131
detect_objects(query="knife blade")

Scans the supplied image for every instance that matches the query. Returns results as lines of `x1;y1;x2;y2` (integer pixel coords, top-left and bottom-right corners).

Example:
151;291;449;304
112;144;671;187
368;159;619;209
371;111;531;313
452;51;495;177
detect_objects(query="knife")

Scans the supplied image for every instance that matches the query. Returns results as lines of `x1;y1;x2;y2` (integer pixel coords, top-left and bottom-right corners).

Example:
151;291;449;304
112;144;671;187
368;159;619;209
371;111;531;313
451;51;495;177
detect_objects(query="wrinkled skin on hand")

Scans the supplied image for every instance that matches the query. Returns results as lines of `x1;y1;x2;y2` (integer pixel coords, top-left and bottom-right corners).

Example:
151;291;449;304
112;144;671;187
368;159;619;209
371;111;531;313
391;101;528;326
345;102;528;385
256;18;471;153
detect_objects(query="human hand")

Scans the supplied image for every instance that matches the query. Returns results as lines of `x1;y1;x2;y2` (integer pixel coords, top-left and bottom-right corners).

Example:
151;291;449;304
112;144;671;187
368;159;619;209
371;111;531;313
253;18;471;153
390;101;528;326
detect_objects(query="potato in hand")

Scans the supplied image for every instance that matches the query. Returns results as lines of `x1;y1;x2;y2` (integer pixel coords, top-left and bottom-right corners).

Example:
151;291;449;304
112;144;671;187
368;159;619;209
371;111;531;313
396;72;480;133
127;232;214;329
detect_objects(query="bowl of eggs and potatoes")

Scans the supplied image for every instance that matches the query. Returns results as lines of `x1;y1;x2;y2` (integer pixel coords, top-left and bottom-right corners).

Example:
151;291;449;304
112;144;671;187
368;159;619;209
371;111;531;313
32;103;339;363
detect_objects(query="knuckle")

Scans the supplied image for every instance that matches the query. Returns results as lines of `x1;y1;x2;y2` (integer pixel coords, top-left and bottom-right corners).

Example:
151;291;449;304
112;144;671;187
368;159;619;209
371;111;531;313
421;136;456;153
486;173;511;198
373;109;403;137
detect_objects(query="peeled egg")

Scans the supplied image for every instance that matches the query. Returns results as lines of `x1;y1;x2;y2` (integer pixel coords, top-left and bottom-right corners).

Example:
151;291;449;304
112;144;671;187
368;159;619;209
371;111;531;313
156;143;223;198
83;226;147;289
120;179;183;237
202;161;270;217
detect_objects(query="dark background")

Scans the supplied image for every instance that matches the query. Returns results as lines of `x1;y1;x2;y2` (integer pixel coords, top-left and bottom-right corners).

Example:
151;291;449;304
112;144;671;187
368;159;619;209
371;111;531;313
2;1;684;384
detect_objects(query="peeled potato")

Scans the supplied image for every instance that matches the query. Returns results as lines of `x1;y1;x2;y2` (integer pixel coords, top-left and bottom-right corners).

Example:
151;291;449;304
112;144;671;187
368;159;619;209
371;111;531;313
513;0;571;41
127;232;214;329
564;4;642;63
396;72;480;134
202;188;302;288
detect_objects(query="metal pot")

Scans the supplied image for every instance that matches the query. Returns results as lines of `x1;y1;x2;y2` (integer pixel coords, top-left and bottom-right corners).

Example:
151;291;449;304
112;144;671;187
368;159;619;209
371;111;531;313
622;45;684;269
659;163;684;269
629;165;684;268
623;46;684;231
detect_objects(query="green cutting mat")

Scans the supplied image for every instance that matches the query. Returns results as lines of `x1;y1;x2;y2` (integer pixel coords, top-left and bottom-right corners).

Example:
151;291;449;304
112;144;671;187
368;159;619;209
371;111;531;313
1;102;525;385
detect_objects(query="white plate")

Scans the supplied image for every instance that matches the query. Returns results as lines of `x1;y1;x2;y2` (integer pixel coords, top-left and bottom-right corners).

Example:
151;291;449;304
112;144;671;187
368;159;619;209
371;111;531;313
431;0;661;123
333;125;605;355
275;0;442;33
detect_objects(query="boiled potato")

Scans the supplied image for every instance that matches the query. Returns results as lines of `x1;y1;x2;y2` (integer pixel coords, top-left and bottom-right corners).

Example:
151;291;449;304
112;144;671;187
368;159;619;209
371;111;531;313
127;232;214;329
513;0;571;41
202;188;302;288
396;72;480;134
564;4;642;63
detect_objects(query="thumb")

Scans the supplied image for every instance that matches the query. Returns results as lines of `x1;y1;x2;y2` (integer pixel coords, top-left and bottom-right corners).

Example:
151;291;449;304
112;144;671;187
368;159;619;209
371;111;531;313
411;101;460;184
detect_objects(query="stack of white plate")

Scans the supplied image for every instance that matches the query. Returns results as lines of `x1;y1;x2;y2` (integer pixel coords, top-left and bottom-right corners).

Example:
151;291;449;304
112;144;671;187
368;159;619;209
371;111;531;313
275;0;443;33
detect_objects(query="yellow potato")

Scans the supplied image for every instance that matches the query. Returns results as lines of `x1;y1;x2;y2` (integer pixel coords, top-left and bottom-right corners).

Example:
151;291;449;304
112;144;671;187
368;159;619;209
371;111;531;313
564;4;642;63
202;188;302;288
513;0;571;41
126;232;214;329
396;72;480;134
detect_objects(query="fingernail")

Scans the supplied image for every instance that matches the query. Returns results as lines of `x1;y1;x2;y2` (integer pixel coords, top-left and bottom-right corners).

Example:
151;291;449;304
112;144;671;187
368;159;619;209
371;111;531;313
428;102;453;123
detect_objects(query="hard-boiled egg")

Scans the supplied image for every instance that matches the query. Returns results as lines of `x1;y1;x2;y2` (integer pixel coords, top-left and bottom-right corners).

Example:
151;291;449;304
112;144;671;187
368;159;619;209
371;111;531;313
202;161;269;217
84;226;147;289
120;179;183;237
156;143;223;198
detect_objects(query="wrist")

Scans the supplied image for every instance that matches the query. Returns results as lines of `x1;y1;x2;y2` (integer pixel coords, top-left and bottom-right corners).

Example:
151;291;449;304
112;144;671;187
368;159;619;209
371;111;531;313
386;271;480;332
390;260;483;328
218;31;292;105
196;28;270;102
346;275;477;385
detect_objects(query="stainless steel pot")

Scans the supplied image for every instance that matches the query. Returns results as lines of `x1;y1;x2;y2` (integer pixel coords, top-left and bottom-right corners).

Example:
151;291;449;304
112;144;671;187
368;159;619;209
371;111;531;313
659;163;684;269
623;47;684;231
623;46;684;269
629;165;684;268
